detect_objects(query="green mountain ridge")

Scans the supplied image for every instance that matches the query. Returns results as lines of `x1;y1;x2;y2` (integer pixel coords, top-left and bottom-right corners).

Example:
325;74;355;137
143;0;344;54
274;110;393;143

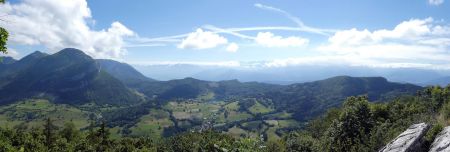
0;48;143;105
0;48;423;140
97;59;156;86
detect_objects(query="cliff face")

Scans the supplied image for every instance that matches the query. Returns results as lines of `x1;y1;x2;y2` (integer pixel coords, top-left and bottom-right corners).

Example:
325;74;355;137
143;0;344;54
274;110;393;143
380;123;430;152
381;123;450;152
429;126;450;152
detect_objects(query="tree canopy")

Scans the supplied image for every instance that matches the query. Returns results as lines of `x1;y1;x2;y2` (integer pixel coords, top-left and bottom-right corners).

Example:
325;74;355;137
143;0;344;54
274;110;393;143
0;0;7;54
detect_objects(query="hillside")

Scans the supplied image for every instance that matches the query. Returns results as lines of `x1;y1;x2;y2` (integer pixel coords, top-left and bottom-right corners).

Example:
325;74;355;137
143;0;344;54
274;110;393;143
266;76;422;120
97;59;155;86
132;75;421;121
0;49;423;141
0;48;143;105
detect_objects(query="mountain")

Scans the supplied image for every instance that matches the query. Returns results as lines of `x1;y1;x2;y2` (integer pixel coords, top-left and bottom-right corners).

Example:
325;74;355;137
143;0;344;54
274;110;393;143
0;48;143;105
265;76;422;120
0;50;425;142
0;57;17;74
0;56;17;64
424;76;450;86
0;49;423;123
97;59;155;86
0;51;48;78
133;77;281;101
131;75;421;121
133;64;449;85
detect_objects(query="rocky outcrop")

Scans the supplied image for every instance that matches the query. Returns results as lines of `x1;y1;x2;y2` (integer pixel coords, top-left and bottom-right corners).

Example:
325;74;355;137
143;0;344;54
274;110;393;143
380;123;430;152
429;126;450;152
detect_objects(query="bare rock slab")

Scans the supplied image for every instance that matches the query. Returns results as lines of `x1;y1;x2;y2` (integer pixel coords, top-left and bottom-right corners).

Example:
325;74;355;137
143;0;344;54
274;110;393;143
380;123;430;152
429;126;450;152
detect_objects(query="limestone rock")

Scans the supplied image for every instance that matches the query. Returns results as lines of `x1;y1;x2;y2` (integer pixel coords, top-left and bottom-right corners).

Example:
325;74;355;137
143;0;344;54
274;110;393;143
429;126;450;152
379;123;430;152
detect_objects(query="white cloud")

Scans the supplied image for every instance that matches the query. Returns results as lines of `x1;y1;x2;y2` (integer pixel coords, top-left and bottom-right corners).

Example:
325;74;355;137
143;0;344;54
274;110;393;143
429;0;444;5
178;28;228;49
0;48;20;58
327;18;434;47
0;0;135;59
226;43;239;52
262;55;449;69
319;18;450;62
255;32;309;47
257;18;450;69
130;61;241;67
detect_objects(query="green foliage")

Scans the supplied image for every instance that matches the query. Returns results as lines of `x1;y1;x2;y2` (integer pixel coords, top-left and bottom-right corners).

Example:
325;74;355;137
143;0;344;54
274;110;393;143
284;132;319;152
323;96;373;152
424;124;443;149
0;27;7;54
44;118;57;150
59;122;79;143
0;86;448;151
0;0;7;55
285;85;450;152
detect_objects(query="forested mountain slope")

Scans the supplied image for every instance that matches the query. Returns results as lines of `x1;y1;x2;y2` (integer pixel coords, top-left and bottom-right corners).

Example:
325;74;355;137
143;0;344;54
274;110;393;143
0;48;143;105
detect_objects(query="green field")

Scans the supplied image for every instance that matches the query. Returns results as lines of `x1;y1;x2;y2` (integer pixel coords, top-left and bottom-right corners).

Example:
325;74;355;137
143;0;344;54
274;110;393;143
130;108;174;138
248;101;274;115
0;98;303;140
0;99;90;129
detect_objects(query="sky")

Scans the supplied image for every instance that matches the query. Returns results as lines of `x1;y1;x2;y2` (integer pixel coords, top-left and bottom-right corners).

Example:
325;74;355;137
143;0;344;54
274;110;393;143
1;0;450;69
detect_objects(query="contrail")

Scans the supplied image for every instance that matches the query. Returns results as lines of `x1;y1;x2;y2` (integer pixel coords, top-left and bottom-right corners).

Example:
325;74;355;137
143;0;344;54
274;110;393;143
254;3;337;35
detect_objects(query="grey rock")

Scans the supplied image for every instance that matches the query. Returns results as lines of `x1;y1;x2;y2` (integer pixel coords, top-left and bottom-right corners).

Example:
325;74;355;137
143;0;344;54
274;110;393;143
429;126;450;152
380;123;430;152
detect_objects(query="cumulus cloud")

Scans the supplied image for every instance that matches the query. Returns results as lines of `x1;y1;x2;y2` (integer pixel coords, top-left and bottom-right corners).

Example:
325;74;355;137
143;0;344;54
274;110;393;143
326;18;434;47
309;17;450;68
0;0;135;58
255;32;309;47
429;0;444;5
0;48;20;58
226;43;239;52
178;28;228;49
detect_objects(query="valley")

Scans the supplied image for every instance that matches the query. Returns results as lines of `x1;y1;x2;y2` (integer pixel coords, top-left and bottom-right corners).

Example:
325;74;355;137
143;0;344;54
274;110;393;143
2;0;450;151
0;48;438;151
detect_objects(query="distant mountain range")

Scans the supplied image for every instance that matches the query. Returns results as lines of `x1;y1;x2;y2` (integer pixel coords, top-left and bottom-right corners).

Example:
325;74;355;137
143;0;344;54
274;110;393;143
134;63;450;86
0;48;423;120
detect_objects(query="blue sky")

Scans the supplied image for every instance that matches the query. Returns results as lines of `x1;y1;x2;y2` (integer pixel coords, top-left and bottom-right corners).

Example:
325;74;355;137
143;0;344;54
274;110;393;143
1;0;450;69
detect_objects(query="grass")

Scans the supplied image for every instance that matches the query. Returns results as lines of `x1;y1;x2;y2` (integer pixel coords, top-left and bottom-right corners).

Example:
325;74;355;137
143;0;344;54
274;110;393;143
224;101;239;111
226;111;252;122
263;111;292;119
130;108;174;138
242;121;263;129
248;101;274;115
166;101;222;120
277;120;299;127
265;127;281;141
198;92;215;101
109;127;123;139
0;99;90;129
264;120;278;126
227;126;248;138
0;98;303;140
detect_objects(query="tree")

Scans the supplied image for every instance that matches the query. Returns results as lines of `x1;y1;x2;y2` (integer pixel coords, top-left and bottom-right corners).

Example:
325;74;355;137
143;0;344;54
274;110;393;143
324;96;374;152
0;0;8;54
59;121;79;142
96;121;111;151
43;117;58;150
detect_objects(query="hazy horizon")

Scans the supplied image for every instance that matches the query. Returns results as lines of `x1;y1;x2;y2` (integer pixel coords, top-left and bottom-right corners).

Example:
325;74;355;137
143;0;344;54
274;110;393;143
1;1;450;65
